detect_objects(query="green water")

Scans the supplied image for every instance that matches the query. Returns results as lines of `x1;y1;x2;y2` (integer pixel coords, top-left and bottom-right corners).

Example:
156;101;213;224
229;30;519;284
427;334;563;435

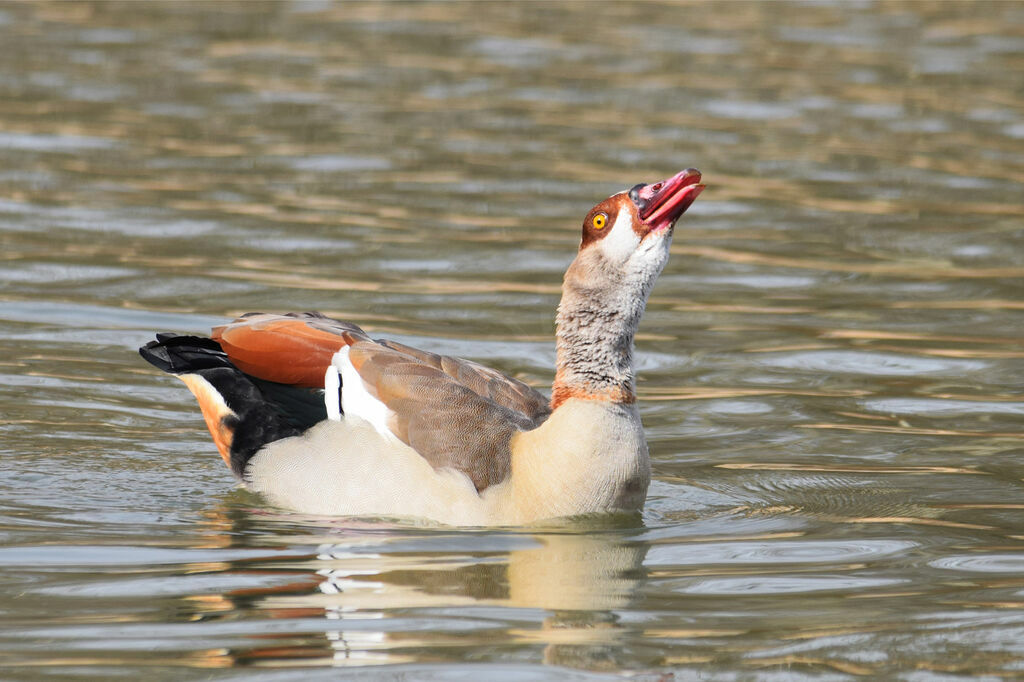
1;2;1023;679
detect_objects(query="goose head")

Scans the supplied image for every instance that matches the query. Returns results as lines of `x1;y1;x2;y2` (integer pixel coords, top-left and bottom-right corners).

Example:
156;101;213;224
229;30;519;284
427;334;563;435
568;168;704;295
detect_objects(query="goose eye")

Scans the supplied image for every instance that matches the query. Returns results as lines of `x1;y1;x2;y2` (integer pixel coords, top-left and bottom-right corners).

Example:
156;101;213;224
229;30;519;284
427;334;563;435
592;213;608;230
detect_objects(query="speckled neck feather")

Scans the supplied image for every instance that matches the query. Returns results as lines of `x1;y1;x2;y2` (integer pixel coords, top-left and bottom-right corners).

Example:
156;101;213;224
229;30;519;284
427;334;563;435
550;248;659;409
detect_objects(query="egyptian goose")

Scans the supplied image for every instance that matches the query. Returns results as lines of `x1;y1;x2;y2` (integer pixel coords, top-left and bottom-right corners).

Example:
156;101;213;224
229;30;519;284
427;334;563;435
140;168;704;526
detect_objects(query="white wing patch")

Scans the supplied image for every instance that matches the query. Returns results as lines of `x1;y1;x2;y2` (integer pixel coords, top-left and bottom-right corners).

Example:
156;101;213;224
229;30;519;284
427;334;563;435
323;365;342;421
597;205;640;265
331;347;401;442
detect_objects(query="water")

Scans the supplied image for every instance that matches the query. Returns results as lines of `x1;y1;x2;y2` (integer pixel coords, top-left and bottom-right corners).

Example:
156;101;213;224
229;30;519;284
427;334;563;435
2;1;1023;678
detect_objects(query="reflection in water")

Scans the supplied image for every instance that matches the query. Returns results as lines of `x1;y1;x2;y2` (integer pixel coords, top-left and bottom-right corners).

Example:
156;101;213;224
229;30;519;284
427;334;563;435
182;506;647;669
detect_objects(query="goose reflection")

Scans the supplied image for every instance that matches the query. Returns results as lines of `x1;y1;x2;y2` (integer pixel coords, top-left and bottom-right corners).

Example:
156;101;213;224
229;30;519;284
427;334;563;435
187;504;648;669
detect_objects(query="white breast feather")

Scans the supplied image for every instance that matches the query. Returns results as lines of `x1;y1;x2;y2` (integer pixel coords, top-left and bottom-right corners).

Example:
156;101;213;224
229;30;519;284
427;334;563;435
331;347;401;442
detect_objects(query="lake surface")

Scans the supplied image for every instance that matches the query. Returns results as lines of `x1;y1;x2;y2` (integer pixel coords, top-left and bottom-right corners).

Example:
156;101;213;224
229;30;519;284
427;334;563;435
2;1;1023;679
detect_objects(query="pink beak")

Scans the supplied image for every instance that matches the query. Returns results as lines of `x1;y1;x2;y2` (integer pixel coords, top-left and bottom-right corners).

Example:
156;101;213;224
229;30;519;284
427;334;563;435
634;168;704;232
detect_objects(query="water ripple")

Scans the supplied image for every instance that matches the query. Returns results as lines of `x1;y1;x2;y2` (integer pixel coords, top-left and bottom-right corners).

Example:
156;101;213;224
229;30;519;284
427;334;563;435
647;539;917;567
679;575;905;596
929;554;1024;574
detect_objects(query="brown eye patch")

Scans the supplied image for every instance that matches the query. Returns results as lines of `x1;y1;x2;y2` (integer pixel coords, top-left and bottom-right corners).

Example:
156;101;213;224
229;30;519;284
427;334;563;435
580;196;625;249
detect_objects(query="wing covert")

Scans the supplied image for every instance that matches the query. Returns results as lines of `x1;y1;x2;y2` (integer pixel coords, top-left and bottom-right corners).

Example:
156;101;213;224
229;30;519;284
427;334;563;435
210;311;551;490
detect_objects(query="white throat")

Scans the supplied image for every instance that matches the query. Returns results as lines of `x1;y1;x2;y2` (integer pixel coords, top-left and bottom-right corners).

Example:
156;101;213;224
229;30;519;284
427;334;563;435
597;205;640;265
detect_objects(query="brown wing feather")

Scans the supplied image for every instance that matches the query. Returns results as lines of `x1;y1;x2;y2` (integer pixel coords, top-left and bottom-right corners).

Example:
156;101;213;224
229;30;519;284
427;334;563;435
376;339;549;419
348;340;549;490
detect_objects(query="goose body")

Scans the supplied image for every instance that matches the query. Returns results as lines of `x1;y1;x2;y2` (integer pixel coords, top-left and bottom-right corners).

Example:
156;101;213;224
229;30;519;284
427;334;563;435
141;168;704;526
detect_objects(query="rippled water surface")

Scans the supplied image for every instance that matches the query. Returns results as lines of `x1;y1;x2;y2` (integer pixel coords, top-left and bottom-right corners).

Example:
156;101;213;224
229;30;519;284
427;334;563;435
2;2;1024;679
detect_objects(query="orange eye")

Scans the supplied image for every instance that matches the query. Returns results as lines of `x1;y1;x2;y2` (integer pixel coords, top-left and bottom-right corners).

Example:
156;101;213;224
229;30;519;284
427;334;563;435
592;213;608;230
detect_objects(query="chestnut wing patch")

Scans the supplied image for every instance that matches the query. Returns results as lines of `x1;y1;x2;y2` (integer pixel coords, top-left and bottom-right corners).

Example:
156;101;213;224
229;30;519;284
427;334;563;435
213;312;368;387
